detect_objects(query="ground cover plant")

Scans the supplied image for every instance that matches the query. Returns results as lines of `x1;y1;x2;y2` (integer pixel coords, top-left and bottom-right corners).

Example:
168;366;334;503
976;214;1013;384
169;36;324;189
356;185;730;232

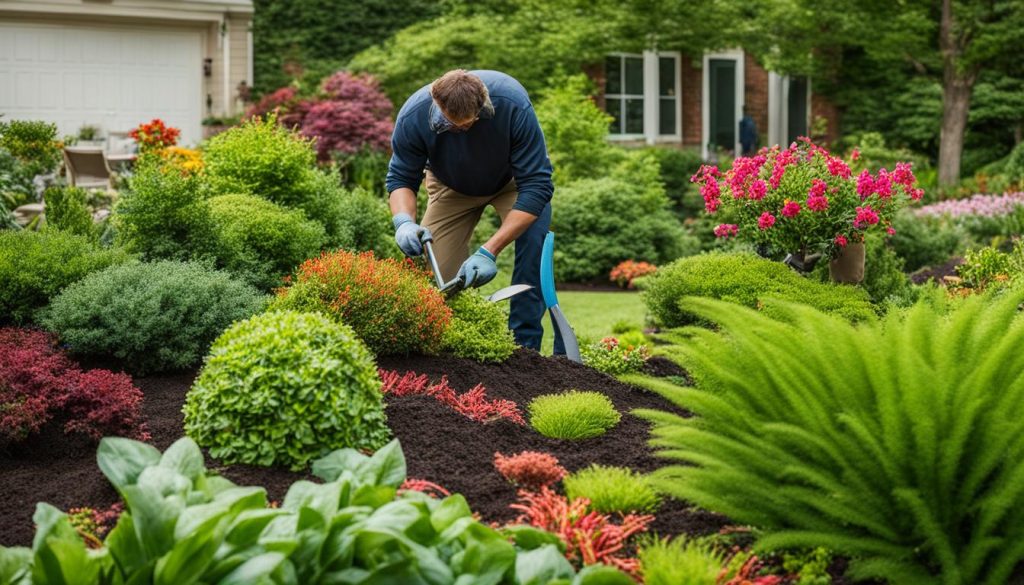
40;260;266;375
0;229;132;325
379;369;525;425
529;390;620;440
637;536;724;585
0;328;147;447
579;336;650;376
641;252;876;328
184;310;390;470
634;291;1024;584
494;451;568;490
271;250;451;355
563;464;661;515
441;291;517;363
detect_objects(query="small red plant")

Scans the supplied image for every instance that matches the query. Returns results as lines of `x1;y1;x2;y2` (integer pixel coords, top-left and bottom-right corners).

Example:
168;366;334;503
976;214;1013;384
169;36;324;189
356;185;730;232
509;486;653;577
399;478;451;498
67;502;122;549
494;451;567;489
378;369;526;425
129;118;180;153
65;370;149;441
719;553;783;585
610;260;657;289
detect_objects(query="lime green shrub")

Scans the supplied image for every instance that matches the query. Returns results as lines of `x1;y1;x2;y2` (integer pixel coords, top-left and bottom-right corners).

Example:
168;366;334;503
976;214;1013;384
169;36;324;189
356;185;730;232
564;464;661;514
638;536;723;585
43;185;94;238
529;390;620;440
0;230;131;324
40;261;265;374
642;252;876;327
184;310;390;470
441;292;516;363
208;193;325;289
635;292;1024;584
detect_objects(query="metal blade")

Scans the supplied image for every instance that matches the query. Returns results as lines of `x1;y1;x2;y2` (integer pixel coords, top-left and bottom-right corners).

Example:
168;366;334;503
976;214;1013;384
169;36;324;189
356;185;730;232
486;284;534;303
549;304;581;363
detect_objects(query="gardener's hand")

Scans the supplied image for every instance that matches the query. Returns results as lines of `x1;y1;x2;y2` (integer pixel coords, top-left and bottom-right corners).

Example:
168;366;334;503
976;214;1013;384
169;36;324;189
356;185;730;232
456;247;498;289
392;213;432;257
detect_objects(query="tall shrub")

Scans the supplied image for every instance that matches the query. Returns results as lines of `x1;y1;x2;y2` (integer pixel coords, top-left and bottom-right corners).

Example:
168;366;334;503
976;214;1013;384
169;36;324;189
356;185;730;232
534;75;620;184
300;72;394;162
43;185;94;239
635;292;1024;584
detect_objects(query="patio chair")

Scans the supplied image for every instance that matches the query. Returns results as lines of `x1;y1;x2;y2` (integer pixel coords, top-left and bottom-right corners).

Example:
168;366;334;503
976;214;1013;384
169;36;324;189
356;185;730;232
63;147;113;190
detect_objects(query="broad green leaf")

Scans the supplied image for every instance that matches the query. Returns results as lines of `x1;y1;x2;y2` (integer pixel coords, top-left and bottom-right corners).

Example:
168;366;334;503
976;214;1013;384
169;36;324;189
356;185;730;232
224;509;284;546
350;485;396;509
451;523;516;585
31;505;77;553
503;526;565;552
0;547;31;585
32;536;98;585
283;481;340;522
98;438;161;492
136;466;191;499
106;512;148;576
514;545;574;585
571;565;634;585
311;449;367;483
121;485;184;562
216;552;287;585
154;509;224;585
158;438;206;482
362;501;433;542
430;495;472;534
365;439;406;488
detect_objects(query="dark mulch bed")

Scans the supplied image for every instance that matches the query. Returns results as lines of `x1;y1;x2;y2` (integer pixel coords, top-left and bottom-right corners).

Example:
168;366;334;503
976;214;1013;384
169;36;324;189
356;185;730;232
0;349;728;548
910;256;964;285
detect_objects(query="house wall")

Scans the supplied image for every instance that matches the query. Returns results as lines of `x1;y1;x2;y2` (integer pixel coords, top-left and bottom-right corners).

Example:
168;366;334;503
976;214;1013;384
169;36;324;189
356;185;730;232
744;53;770;148
680;56;702;148
811;92;840;145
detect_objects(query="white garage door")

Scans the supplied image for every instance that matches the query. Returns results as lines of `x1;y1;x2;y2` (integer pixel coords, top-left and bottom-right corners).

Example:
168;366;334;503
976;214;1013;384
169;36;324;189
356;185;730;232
0;22;203;145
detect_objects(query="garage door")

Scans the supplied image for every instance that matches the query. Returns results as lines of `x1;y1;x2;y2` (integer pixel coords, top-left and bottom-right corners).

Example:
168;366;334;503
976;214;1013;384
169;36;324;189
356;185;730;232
0;22;203;145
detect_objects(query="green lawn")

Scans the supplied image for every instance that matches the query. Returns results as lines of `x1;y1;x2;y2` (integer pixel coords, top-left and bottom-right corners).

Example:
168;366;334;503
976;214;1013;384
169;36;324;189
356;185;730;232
478;274;646;355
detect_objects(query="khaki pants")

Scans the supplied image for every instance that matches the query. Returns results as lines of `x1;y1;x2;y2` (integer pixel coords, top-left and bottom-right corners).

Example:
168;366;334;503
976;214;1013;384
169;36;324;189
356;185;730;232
421;170;517;282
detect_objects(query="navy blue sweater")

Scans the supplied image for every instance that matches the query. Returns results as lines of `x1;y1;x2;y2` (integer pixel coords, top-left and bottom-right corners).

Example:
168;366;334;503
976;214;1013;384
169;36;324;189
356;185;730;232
385;70;554;217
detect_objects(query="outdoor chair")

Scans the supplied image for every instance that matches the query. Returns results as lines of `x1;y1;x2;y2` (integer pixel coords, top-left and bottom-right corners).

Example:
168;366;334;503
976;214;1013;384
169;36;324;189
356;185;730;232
63;146;113;190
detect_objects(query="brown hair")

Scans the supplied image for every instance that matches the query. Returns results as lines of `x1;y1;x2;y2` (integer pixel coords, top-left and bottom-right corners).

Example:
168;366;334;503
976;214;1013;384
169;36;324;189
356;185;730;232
430;69;491;122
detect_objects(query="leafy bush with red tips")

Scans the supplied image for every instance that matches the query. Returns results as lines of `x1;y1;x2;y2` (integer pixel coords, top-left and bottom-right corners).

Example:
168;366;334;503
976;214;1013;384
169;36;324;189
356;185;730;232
378;368;526;425
65;370;149;442
494;451;567;489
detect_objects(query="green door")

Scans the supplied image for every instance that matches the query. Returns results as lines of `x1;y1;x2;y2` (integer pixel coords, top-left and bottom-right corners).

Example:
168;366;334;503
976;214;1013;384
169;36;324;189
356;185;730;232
709;59;736;152
787;76;809;143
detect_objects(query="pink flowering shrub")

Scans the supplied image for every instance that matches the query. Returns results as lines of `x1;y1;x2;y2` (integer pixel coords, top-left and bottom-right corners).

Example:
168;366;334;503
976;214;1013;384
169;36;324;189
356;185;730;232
494;451;567;489
692;138;923;263
916;192;1024;219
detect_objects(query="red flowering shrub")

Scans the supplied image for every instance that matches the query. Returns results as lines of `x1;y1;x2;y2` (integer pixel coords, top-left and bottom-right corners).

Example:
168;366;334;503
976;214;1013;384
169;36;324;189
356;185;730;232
610;260;657;289
494;451;567;489
128;118;180;153
378;368;526;425
272;251;451;355
509;486;653;577
0;328;148;446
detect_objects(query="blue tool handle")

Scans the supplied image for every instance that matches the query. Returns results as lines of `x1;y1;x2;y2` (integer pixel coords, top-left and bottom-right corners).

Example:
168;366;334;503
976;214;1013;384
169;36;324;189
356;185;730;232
540;232;558;309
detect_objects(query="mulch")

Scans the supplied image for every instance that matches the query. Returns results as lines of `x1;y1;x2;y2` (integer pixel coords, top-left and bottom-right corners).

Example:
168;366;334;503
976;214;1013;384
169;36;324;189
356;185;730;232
0;349;729;548
909;256;964;285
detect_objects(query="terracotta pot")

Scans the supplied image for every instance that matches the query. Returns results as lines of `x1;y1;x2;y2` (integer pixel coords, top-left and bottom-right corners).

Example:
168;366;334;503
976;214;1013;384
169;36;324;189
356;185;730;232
829;242;866;284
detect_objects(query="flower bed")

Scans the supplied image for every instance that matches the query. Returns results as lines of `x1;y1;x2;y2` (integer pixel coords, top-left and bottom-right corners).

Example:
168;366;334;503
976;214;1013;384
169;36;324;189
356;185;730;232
915;192;1024;218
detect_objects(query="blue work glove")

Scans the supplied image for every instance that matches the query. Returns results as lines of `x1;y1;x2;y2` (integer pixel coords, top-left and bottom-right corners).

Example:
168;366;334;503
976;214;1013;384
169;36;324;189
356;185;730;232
392;213;432;257
456;247;498;289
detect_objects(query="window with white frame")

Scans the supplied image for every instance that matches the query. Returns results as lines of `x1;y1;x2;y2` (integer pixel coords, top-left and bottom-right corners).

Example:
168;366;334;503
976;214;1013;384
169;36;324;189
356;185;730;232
604;52;680;142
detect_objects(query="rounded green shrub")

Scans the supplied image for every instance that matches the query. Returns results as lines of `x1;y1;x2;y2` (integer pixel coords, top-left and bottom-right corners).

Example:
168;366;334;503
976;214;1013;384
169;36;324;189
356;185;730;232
638;536;724;585
0;230;131;324
564;464;661;514
529;390;620;440
183;310;390;470
302;170;399;256
40;261;266;374
890;210;963;272
208;193;326;290
44;185;94;239
441;292;516;363
642;252;876;327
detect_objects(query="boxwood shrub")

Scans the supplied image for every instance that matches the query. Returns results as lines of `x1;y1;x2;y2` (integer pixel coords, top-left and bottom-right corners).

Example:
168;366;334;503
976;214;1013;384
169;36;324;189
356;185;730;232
208;193;326;290
441;292;516;363
642;252;876;327
0;230;132;324
529;390;620;440
183;310;390;470
40;261;266;374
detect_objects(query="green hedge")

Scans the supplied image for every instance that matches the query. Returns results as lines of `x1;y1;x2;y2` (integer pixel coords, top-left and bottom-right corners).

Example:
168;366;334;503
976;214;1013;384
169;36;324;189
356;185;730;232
441;292;516;363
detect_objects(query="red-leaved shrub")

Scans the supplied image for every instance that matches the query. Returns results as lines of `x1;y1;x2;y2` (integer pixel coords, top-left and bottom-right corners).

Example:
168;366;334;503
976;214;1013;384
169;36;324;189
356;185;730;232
0;328;148;446
245;86;307;129
494;451;567;489
276;251;451;355
510;486;653;577
378;368;526;425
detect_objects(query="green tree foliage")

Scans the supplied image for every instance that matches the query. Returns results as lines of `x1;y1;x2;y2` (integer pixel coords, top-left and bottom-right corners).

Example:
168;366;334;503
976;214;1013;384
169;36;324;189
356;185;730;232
634;291;1024;584
534;76;619;184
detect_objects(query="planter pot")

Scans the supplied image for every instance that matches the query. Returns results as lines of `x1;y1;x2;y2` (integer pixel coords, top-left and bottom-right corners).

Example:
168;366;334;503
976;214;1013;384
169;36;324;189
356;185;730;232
830;242;866;284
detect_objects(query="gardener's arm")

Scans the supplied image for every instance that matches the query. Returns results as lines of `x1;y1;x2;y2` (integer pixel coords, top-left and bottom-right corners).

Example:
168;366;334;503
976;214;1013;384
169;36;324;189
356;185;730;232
387;120;430;255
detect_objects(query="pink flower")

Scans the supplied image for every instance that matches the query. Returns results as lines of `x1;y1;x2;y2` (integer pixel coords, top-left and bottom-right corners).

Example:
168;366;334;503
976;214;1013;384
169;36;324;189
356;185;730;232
874;169;893;198
887;226;896;235
808;178;827;198
850;148;861;161
690;164;721;184
714;223;739;238
700;179;720;200
827;157;852;179
910;187;925;201
835;234;848;247
748;179;767;200
854;206;880;228
856;170;875;199
704;197;720;213
807;195;829;212
893;162;916;189
758;212;776;230
781;201;802;218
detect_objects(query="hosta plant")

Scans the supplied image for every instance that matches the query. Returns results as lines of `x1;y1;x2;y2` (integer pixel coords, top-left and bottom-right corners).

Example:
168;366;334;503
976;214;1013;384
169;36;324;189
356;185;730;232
634;291;1024;585
0;436;632;585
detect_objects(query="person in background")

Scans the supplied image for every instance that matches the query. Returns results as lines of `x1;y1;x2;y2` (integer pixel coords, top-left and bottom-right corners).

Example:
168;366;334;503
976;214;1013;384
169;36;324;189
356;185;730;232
385;69;565;354
740;106;758;156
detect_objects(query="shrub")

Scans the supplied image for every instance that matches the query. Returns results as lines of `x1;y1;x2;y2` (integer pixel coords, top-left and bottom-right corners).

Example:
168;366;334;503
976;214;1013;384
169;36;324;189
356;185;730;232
441;292;516;362
63;369;147;442
114;157;214;261
534;75;620;184
634;292;1024;584
0;230;131;324
610;260;657;289
644;147;706;216
642;252;876;328
638;536;724;585
299;72;394;163
44;185;94;239
184;310;390;470
580;336;650;376
493;451;567;489
207;193;325;289
379;369;525;425
859;235;913;302
564;464;661;515
529;390;620;440
0;119;61;176
551;173;695;282
303;171;398;256
890;210;963;271
956;240;1024;291
271;250;451;355
40;261;266;374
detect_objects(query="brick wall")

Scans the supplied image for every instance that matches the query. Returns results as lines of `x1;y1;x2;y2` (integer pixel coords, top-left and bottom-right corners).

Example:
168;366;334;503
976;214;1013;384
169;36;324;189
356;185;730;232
583;62;606;111
680;55;702;148
744;53;769;147
811;92;840;145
